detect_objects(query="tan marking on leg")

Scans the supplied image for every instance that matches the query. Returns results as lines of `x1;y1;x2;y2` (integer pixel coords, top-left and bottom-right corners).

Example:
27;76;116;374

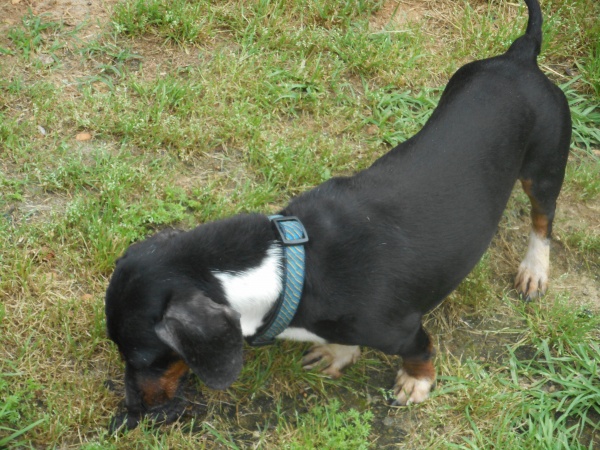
301;344;361;379
159;360;189;398
138;379;163;408
140;360;189;408
520;179;551;238
531;212;550;239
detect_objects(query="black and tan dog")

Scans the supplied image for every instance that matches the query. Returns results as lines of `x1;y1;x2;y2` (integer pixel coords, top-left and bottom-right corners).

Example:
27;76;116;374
105;0;570;430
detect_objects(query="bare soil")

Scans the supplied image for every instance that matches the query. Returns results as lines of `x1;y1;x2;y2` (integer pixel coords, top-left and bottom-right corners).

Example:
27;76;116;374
0;0;114;29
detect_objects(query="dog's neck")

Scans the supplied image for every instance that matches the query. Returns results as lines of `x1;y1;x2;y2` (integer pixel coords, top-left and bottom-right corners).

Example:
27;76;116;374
212;243;283;336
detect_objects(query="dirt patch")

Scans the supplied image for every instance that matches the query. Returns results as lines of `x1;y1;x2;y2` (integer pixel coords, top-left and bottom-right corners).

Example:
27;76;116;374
369;0;429;31
0;0;119;100
554;198;600;310
16;192;70;224
0;0;116;29
125;36;214;82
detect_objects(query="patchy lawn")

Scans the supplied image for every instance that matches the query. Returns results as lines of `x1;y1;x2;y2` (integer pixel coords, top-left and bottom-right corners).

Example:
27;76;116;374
1;0;599;448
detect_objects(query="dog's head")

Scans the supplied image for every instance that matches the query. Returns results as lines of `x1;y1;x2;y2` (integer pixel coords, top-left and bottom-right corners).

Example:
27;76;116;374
105;230;243;429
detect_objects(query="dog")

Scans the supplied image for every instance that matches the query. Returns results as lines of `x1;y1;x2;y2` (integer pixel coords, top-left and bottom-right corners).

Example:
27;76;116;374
105;0;571;430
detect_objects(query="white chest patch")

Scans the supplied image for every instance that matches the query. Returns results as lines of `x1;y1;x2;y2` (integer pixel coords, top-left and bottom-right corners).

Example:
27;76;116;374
213;245;283;336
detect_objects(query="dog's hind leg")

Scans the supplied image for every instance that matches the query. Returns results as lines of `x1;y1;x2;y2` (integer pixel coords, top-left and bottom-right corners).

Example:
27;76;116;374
301;344;361;379
515;123;570;300
392;325;436;406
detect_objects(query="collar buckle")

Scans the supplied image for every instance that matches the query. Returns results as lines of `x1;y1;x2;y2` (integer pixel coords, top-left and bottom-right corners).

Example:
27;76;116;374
270;216;309;245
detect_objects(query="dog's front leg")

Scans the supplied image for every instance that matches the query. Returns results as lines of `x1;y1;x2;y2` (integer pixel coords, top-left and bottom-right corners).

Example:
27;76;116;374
301;344;361;378
393;359;436;405
392;326;436;406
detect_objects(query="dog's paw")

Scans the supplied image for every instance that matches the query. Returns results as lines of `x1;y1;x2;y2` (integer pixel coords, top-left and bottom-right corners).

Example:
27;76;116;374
515;232;550;300
301;344;360;379
392;369;434;406
515;263;548;300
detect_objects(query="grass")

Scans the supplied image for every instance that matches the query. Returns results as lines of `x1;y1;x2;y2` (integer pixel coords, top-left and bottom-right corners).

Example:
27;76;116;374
437;299;600;450
0;0;599;448
4;11;64;61
276;400;374;449
445;338;600;449
0;360;46;448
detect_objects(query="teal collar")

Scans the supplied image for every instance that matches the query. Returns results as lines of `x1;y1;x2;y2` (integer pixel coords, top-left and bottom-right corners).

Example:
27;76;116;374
246;215;308;347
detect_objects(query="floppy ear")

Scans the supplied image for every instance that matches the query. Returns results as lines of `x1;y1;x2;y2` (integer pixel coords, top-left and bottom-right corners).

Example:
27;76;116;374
154;290;243;390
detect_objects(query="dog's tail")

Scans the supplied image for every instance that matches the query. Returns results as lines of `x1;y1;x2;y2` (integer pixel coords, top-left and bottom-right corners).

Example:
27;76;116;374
524;0;543;54
508;0;543;59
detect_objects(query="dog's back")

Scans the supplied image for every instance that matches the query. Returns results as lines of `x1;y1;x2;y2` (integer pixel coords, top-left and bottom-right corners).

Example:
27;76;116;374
285;0;571;313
